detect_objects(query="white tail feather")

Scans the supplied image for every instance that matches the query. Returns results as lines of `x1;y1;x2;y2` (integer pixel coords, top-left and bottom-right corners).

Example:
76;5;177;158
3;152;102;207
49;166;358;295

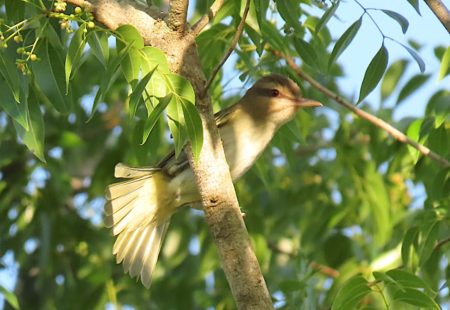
105;163;174;288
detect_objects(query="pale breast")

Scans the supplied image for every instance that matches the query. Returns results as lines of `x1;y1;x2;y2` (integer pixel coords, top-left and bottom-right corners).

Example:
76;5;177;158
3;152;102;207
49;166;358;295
220;112;276;180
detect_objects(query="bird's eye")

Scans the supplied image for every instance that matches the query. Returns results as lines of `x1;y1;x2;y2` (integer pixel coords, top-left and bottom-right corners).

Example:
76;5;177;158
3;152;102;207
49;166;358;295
270;89;280;97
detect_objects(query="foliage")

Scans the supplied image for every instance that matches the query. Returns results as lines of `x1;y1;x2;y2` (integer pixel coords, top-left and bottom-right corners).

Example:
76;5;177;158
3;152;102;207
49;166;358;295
0;0;449;309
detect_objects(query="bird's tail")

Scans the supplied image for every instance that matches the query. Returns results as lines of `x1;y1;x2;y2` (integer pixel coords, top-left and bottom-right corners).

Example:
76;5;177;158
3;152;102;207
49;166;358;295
104;163;174;288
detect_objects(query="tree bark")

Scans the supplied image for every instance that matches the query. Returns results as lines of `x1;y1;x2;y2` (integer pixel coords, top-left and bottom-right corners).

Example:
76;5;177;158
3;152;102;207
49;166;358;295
424;0;450;34
66;0;274;308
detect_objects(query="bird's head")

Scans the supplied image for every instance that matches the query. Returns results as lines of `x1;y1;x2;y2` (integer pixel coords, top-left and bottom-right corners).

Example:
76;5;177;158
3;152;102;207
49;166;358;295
242;74;322;127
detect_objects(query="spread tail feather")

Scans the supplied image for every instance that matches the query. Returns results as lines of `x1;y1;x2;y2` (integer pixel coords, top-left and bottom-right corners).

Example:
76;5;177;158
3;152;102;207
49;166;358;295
105;163;174;288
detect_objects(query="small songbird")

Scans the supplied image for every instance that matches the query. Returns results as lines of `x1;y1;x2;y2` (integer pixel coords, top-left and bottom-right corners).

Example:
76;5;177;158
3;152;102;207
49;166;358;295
104;74;321;288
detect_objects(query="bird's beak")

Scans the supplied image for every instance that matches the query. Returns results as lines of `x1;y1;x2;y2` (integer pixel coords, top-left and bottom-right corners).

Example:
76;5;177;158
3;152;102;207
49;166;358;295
293;98;323;108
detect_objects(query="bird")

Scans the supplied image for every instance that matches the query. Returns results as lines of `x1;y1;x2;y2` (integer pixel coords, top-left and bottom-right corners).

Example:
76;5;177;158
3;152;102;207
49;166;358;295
104;74;322;288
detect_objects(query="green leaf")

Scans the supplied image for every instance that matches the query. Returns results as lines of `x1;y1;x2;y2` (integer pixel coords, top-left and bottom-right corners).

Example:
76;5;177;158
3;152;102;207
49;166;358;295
393;288;439;309
0;78;29;130
419;221;440;265
406;0;421;15
401;227;419;270
164;74;196;104
316;1;340;33
332;275;371;310
254;0;269;31
142;94;172;144
65;24;87;93
406;119;424;162
381;60;407;100
181;99;203;161
386;269;432;291
91;42;134;117
277;0;302;32
128;66;157;118
401;43;425;73
358;45;389;103
438;46;450;80
328;18;362;69
261;20;288;54
115;24;144;49
0;285;19;310
32;42;71;113
0;52;21;102
87;30;110;68
293;38;319;69
397;74;430;105
381;10;409;33
14;90;45;162
140;46;170;74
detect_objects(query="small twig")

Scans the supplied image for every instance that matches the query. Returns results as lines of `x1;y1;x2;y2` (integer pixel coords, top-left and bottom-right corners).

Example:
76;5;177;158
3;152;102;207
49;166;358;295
424;0;450;34
203;0;250;96
272;50;450;168
267;241;340;278
434;236;450;251
191;0;225;37
167;0;189;34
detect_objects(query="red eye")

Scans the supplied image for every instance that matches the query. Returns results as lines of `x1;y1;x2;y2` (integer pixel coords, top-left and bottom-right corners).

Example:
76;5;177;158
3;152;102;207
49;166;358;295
271;89;279;97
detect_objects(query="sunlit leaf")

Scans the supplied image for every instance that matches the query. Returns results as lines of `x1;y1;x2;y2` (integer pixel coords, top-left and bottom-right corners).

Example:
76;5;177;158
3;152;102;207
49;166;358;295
358;45;389;103
0;285;19;310
438;46;450;80
328;18;362;69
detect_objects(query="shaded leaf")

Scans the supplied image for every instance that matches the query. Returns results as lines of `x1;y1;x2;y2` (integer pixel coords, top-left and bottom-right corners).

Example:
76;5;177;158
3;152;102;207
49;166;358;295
407;0;421;15
181;99;203;161
401;227;419;270
65;24;87;93
393;288;439;309
142;94;172;144
277;0;302;32
328;18;362;69
381;60;408;100
401;43;425;73
87;30;110;68
316;1;340;33
0;79;28;130
129;66;157;118
294;38;319;69
358;45;389;103
397;74;430;105
332;275;371;310
381;10;409;33
14;89;45;162
0;52;21;102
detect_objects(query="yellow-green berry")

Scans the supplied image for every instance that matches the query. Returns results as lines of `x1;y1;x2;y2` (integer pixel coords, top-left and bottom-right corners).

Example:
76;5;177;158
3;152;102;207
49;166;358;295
75;7;82;14
30;54;37;61
87;21;95;29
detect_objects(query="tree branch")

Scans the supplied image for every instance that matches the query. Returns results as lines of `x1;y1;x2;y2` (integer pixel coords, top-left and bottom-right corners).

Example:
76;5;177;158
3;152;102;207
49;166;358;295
62;0;274;307
273;51;450;168
424;0;450;33
167;0;189;34
203;0;250;95
190;0;225;37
